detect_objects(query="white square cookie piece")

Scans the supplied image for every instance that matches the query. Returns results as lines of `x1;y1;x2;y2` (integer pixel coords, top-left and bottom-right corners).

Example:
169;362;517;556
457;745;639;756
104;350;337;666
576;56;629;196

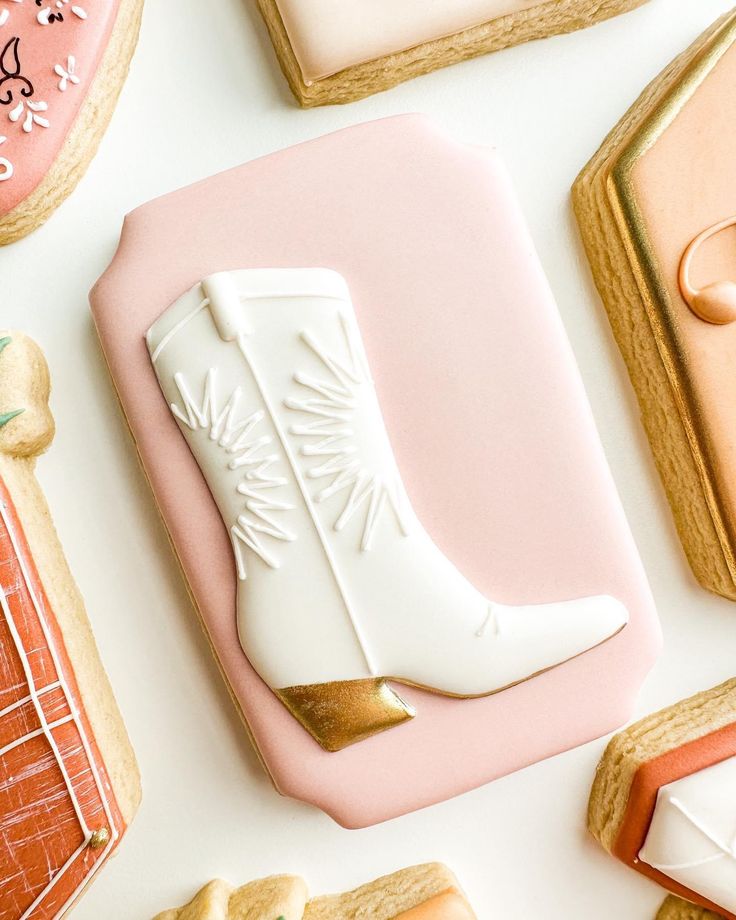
257;0;651;105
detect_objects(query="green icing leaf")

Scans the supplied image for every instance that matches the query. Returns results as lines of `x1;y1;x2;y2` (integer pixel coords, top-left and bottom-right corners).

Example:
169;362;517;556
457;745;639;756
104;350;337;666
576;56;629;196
0;336;11;355
0;408;23;429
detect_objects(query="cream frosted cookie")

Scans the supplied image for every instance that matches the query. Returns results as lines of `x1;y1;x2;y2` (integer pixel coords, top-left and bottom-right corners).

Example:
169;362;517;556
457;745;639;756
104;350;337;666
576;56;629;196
153;876;309;920
657;897;724;920
573;11;736;600
588;678;736;919
91;115;659;828
257;0;650;106
0;0;143;244
153;865;475;920
0;331;140;918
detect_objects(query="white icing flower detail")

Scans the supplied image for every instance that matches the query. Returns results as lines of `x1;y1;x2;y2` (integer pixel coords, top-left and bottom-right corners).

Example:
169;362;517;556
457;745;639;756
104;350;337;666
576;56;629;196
0;0;22;28
0;134;12;181
8;98;49;133
37;0;87;25
54;55;79;90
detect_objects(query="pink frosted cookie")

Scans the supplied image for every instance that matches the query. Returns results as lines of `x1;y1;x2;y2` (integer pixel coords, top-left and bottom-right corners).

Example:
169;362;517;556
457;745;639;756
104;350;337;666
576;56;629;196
91;115;660;828
256;0;651;106
0;0;143;244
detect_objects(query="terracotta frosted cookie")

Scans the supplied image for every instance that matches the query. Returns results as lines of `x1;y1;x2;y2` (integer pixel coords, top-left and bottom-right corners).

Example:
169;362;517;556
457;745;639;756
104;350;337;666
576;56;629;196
589;678;736;920
0;0;143;244
91;115;659;828
0;332;140;918
574;10;736;600
257;0;651;106
153;864;474;919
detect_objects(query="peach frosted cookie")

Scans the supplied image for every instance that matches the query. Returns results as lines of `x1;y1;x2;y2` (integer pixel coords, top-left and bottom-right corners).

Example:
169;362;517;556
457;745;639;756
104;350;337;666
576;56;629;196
574;10;736;600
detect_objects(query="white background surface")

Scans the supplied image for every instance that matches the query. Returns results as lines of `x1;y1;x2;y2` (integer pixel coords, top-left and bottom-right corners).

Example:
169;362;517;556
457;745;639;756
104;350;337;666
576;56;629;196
3;0;736;917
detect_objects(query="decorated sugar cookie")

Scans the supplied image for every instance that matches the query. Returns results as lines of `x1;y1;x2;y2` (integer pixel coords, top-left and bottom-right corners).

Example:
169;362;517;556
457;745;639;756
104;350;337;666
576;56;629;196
257;0;651;106
91;115;659;828
0;0;143;244
574;10;736;601
589;678;736;920
0;331;140;919
152;864;475;920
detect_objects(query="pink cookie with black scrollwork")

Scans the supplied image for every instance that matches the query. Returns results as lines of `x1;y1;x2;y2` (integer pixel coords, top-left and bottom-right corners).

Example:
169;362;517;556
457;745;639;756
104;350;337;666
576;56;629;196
0;0;143;244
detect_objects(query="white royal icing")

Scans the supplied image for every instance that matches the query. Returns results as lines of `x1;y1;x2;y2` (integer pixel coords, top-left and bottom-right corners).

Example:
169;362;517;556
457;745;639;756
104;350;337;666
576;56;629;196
639;756;736;914
147;268;628;692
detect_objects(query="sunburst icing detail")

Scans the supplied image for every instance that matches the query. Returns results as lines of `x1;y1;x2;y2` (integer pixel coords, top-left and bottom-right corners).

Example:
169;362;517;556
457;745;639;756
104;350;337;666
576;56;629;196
284;313;409;551
171;368;296;578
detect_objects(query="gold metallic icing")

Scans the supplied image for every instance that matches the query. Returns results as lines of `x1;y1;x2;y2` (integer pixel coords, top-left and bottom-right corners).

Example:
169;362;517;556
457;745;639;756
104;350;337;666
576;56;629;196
606;11;736;592
275;679;415;752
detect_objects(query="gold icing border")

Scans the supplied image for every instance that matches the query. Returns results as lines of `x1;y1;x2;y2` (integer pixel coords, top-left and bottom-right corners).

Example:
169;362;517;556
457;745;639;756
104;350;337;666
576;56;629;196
608;12;736;584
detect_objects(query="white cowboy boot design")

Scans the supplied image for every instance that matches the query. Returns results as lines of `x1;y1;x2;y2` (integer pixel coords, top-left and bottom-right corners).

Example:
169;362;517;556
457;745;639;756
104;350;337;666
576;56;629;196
147;268;628;751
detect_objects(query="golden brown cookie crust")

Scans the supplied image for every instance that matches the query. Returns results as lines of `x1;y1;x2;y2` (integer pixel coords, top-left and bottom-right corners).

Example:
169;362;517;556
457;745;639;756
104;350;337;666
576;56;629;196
588;678;736;854
656;895;725;920
303;863;474;919
153;876;308;920
573;11;736;599
257;0;649;107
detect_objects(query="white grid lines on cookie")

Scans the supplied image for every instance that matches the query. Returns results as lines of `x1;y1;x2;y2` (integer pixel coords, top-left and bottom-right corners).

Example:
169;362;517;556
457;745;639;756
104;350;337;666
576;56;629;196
0;497;117;920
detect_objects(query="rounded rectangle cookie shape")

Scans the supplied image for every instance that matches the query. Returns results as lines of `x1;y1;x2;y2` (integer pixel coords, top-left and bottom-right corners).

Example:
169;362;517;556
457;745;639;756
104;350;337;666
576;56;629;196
91;114;659;828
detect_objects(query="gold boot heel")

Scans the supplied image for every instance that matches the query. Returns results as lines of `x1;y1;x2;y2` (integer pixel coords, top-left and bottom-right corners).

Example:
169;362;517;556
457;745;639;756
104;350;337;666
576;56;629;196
275;679;415;752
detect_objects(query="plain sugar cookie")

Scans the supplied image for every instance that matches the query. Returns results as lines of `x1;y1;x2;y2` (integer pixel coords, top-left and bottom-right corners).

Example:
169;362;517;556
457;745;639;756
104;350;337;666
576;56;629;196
152;864;475;920
153;876;308;920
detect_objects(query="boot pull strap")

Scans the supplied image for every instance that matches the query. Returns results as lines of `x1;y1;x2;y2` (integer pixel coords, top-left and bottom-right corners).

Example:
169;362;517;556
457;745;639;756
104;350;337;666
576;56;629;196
201;272;251;341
